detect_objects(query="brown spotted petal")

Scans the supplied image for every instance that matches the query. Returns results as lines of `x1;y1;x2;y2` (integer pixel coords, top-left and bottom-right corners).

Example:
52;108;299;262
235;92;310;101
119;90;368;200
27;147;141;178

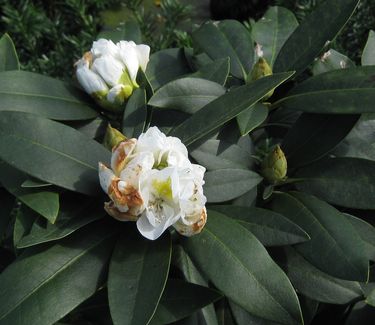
173;207;207;237
111;138;137;175
104;201;140;222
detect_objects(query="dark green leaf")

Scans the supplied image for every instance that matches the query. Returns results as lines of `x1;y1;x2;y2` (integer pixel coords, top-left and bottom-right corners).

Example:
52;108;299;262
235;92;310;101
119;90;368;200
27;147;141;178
0;111;110;196
0;71;98;120
0;189;14;240
122;88;147;138
209;205;310;246
0;220;117;325
274;0;359;75
269;192;369;281
150;280;222;325
193;20;254;80
252;6;298;67
230;301;279;325
17;197;104;248
98;21;141;43
170;72;294;146
362;30;375;66
279;66;375;114
0;33;20;71
296;157;375;209
282;113;359;168
190;58;230;85
312;49;354;75
366;288;375;307
236;103;268;136
149;77;225;114
280;247;363;304
182;211;303;325
146;48;191;90
108;227;171;325
190;139;253;171
204;169;262;203
13;206;36;248
346;301;375;325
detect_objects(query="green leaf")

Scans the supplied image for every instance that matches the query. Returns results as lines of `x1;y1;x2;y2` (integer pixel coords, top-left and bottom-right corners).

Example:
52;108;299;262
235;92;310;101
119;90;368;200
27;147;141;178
150;280;222;325
209;205;310;246
230;301;279;325
0;162;59;223
146;48;191;90
0;189;14;240
0;33;20;71
98;21;142;43
170;72;294;146
193;20;254;80
252;6;298;67
0;71;98;120
279;66;375;114
311;49;354;75
204;169;262;203
13;206;36;248
366;288;375;307
122;88;147;138
295;157;375;209
149;77;226;114
362;30;375;66
182;211;303;325
190;139;253;171
344;214;375;262
108;227;171;325
236;103;268;136
17;197;104;248
190;58;230;85
280;247;363;304
0;220;117;325
282;113;359;168
0;111;110;196
346;301;375;324
269;192;369;281
274;0;359;75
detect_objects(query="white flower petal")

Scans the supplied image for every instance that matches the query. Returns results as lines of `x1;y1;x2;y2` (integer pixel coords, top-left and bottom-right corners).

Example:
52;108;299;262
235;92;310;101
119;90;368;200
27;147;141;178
76;64;108;95
136;44;150;72
120;152;154;188
92;55;125;87
111;138;137;175
117;41;140;81
91;39;119;58
98;162;116;193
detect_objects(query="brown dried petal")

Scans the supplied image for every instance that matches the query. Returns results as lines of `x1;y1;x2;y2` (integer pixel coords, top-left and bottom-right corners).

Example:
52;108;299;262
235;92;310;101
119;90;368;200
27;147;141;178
174;207;207;237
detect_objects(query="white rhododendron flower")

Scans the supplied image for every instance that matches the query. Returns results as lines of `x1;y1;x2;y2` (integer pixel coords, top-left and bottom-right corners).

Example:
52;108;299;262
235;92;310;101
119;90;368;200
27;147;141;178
99;126;207;240
75;38;150;111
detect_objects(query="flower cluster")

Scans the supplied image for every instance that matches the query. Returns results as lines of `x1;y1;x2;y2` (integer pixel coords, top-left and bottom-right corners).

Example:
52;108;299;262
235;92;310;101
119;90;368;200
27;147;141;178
75;39;150;111
99;127;207;240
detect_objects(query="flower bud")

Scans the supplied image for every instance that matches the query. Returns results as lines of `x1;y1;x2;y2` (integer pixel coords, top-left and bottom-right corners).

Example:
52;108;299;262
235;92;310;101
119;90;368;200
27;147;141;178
103;124;127;151
261;145;287;183
250;57;274;99
75;38;150;112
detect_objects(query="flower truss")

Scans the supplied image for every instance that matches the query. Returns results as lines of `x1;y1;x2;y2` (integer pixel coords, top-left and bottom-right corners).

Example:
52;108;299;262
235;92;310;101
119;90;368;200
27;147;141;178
99;127;207;240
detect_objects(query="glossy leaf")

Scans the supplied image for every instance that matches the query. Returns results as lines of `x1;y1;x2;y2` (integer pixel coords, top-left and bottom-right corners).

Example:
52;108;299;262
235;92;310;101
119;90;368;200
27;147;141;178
204;169;262;203
296;157;375;209
0;33;20;71
236;102;268;136
190;58;230;85
182;211;303;325
171;72;294;145
274;0;359;75
312;49;354;75
209;205;310;246
13;206;36;248
0;71;98;120
269;192;368;281
280;247;363;304
98;21;141;43
279;66;375;114
150;280;222;325
230;301;279;325
0;221;117;325
17;197;104;248
193;20;254;80
0;162;59;224
108;227;171;325
149;77;226;114
362;30;375;66
282;113;359;168
146;48;191;90
190;139;253;171
252;6;298;67
0;111;110;196
122;88;147;138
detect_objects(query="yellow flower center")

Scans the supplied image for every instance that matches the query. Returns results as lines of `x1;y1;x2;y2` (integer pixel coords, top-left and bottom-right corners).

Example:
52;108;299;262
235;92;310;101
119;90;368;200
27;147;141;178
152;177;173;200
